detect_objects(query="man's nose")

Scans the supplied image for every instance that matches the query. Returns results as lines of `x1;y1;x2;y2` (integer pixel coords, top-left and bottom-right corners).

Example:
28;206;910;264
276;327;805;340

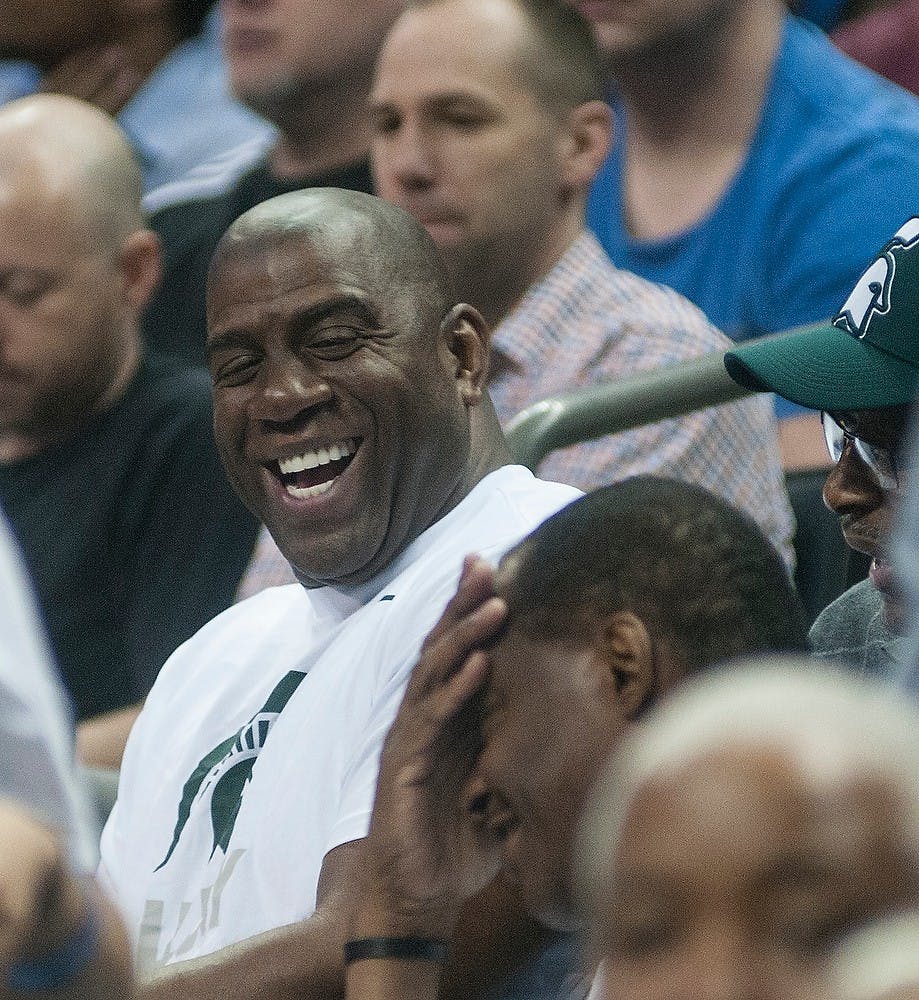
677;924;771;1000
822;442;884;516
249;354;333;427
376;121;437;193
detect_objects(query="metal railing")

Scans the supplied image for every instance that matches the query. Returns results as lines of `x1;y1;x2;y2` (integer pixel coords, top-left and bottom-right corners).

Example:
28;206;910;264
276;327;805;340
504;331;797;469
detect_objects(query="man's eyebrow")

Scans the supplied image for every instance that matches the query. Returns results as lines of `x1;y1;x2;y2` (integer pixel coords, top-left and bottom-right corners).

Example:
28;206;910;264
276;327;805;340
755;853;839;891
205;329;253;362
288;294;382;333
371;91;497;117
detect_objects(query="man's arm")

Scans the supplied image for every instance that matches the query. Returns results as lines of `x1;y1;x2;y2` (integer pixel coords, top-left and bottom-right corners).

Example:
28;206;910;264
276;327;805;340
136;838;362;1000
76;703;143;770
0;799;133;1000
347;557;521;1000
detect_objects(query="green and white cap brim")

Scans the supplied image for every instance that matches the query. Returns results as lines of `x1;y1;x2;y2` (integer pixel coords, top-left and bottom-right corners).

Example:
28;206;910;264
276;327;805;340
724;321;919;411
725;216;919;412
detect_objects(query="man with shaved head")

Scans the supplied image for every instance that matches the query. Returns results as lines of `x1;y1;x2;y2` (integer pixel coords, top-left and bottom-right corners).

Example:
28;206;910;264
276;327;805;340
99;186;581;999
0;94;258;768
580;662;919;999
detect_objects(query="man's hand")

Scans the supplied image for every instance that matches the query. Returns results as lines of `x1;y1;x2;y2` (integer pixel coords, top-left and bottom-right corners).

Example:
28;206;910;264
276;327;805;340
39;46;141;117
0;799;85;972
358;555;508;939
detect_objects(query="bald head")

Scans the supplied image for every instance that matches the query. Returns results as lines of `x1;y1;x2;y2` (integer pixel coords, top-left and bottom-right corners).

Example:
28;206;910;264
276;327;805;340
579;662;919;1000
0;95;160;462
209;187;455;327
0;94;144;249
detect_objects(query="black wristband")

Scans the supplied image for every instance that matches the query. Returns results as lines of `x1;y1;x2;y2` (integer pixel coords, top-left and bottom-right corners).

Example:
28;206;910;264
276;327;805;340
344;936;449;965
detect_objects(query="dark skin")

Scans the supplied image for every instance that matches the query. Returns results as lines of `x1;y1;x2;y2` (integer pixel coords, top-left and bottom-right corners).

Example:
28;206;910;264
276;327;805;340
822;403;911;631
206;193;510;589
2;0;182;117
348;553;668;999
138;191;533;1000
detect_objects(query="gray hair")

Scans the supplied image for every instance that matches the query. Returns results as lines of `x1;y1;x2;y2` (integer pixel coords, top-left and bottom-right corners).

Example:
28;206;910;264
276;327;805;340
831;911;919;1000
577;657;919;916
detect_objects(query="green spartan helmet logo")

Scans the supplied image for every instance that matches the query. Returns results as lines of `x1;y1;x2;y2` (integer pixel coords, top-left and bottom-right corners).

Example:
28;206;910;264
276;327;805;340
156;670;307;871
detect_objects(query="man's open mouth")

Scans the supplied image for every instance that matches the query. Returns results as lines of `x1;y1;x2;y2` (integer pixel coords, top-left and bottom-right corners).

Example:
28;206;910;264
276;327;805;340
276;437;359;498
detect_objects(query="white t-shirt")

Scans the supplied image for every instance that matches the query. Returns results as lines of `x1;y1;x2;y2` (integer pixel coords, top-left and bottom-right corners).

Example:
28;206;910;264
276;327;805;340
99;466;579;971
0;515;97;870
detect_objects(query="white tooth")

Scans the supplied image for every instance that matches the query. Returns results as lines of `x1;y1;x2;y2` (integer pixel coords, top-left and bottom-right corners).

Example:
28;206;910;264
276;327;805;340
285;477;336;499
279;439;357;476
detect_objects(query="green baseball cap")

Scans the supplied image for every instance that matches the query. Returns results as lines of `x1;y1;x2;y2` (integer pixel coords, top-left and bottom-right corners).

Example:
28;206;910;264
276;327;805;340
724;217;919;410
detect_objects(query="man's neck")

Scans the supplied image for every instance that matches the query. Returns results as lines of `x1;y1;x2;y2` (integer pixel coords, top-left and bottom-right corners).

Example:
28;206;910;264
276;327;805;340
611;2;784;239
0;337;141;465
615;3;782;144
269;75;374;182
464;211;584;330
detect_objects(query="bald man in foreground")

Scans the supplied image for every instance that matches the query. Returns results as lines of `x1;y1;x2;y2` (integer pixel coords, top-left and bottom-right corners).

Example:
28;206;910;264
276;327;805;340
99;188;580;998
580;663;919;999
0;95;258;768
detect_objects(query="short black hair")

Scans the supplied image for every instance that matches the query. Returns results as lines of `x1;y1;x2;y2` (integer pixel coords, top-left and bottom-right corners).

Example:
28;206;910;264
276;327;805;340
172;0;214;40
502;476;807;675
409;0;604;110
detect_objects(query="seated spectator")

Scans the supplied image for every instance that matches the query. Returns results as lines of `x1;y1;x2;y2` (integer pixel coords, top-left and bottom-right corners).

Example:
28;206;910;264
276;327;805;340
0;95;258;769
580;661;919;999
345;476;807;999
368;0;794;567
0;510;133;999
831;913;919;1000
573;0;919;467
725;217;919;677
142;0;404;364
834;0;919;97
0;2;271;192
99;188;581;998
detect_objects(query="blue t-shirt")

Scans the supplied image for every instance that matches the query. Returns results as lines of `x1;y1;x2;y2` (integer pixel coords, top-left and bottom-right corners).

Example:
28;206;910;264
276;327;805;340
587;16;919;417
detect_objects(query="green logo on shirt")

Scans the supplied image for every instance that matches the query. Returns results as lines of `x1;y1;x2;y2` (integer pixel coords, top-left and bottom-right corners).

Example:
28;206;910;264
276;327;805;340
155;670;306;871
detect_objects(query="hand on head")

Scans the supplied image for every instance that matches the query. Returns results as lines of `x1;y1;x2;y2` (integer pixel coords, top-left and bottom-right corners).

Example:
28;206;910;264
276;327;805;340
358;556;508;938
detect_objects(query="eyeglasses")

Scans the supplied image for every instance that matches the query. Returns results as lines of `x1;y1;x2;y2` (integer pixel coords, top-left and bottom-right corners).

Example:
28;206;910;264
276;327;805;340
820;411;900;491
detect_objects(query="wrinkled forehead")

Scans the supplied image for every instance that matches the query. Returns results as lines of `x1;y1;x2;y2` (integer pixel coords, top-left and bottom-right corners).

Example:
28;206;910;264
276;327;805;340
206;225;401;323
618;742;910;873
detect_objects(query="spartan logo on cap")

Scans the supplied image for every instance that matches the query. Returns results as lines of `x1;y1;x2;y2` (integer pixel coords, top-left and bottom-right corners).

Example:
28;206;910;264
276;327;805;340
834;218;919;340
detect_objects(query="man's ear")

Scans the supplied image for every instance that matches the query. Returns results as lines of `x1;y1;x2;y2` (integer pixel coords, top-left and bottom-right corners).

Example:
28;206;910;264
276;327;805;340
592;611;655;720
440;303;491;406
119;229;162;314
560;100;612;194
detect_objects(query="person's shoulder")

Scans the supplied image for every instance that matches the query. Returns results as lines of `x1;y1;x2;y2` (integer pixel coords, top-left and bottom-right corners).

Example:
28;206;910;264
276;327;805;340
145;584;312;693
592;245;732;359
776;16;919;139
476;466;582;541
143;135;276;218
809;578;880;653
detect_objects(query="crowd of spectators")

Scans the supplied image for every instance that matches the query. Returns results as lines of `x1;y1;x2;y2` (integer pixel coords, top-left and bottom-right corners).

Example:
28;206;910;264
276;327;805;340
0;1;916;998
